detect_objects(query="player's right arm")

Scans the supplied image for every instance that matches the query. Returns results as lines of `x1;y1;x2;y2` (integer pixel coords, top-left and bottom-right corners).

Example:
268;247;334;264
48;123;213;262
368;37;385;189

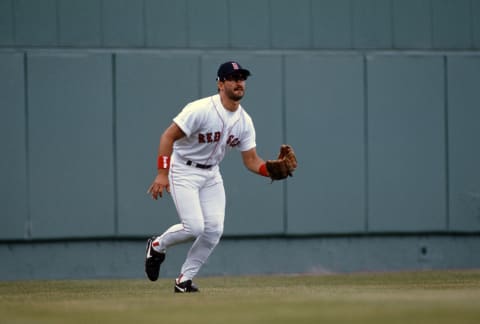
147;122;185;200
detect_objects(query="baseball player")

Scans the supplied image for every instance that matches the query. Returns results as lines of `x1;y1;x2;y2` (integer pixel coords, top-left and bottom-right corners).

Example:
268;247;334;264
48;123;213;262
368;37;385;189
145;61;297;293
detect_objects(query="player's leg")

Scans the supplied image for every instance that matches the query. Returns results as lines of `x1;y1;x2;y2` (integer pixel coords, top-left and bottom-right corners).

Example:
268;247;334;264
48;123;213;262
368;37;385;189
152;186;205;251
145;165;205;282
177;176;225;283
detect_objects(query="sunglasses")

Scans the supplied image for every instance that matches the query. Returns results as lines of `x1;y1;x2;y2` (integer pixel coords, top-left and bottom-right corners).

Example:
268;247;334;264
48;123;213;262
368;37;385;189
222;74;248;82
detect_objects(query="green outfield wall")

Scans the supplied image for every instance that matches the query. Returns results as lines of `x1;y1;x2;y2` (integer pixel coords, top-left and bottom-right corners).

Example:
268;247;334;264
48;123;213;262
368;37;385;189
1;0;479;280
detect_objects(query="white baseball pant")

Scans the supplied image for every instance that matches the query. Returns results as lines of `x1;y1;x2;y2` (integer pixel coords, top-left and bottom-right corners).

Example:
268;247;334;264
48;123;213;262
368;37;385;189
152;154;225;281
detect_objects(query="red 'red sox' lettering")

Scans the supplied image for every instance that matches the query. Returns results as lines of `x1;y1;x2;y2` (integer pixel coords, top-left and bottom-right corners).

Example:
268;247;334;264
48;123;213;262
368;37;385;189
227;134;240;147
198;131;221;143
198;132;240;147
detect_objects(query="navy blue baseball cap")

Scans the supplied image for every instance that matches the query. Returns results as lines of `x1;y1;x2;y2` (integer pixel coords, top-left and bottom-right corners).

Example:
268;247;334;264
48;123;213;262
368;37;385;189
216;61;251;81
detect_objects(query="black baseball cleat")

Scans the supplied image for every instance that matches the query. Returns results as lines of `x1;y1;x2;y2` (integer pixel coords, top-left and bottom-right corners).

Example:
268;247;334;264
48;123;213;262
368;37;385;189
174;279;200;293
145;236;166;282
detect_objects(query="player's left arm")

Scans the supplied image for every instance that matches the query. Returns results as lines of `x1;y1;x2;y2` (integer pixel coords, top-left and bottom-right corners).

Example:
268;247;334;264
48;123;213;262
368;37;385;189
242;145;298;180
241;147;268;177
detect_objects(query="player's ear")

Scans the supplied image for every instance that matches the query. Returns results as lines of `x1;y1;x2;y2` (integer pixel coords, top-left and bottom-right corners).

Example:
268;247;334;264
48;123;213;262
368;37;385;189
217;80;223;92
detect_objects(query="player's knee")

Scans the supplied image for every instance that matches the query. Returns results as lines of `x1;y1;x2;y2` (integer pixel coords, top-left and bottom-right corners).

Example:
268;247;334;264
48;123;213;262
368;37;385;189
205;223;223;243
184;221;205;238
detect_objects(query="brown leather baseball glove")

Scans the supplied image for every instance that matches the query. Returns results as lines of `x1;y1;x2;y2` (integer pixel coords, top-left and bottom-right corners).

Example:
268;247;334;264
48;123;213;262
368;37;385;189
266;145;297;180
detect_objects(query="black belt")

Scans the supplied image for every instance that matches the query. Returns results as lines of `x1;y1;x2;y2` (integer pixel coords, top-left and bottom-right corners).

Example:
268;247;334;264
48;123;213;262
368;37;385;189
186;160;213;169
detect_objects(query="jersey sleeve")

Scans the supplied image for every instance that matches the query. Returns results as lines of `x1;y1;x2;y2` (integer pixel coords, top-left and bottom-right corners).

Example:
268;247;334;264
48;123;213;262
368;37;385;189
172;103;202;137
237;113;257;152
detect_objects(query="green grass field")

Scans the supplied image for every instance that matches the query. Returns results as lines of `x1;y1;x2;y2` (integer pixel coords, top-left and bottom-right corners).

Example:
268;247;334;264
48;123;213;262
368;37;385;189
1;270;480;324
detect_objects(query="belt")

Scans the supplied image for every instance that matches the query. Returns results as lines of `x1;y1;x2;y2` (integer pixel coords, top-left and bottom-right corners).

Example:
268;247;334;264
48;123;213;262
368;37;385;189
186;160;213;169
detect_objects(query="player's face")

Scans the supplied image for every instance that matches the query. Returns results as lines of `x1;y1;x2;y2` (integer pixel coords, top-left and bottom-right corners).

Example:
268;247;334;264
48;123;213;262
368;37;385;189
222;73;247;101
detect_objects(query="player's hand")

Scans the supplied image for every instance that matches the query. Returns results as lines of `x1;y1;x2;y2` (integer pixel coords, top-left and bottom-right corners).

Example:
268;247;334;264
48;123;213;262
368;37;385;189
147;173;170;200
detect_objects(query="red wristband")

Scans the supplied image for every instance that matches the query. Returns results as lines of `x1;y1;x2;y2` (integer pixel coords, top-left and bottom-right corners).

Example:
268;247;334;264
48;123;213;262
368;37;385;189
157;155;170;169
258;163;269;177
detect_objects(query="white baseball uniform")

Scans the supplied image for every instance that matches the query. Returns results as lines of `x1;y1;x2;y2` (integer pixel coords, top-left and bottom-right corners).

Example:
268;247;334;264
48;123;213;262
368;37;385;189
152;93;256;281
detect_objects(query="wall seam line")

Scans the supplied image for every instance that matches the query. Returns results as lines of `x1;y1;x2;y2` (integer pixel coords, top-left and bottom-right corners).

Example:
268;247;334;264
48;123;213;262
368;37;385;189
363;54;369;233
444;55;450;231
112;53;119;236
281;54;288;234
23;52;31;239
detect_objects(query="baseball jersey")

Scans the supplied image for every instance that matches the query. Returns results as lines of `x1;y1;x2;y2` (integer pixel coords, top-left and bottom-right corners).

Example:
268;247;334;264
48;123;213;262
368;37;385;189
172;94;256;166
